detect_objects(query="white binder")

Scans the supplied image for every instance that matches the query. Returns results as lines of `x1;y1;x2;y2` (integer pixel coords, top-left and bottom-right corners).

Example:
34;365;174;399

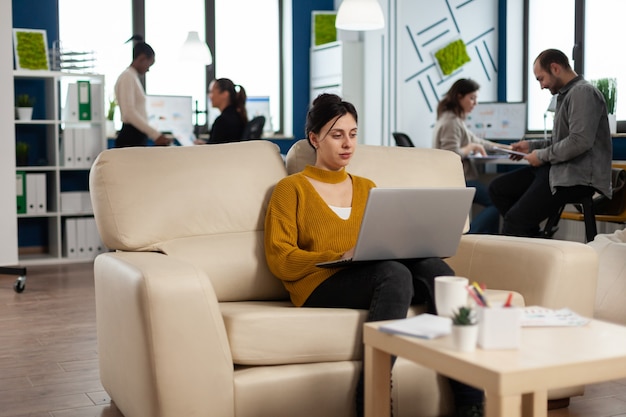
63;128;75;167
73;128;86;168
65;218;78;258
63;83;79;122
75;217;88;258
26;173;38;214
84;126;102;166
34;174;47;213
25;173;46;214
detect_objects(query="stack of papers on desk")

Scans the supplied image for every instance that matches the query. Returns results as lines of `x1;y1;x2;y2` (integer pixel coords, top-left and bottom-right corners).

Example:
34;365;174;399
521;306;590;327
379;314;452;339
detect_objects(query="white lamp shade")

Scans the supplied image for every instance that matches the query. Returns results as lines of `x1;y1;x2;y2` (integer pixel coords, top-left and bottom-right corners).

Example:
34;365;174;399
335;0;385;31
180;31;213;65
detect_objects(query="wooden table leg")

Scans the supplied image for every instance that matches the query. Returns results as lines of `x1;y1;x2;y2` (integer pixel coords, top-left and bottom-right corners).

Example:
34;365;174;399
364;344;391;417
486;393;522;417
522;391;548;417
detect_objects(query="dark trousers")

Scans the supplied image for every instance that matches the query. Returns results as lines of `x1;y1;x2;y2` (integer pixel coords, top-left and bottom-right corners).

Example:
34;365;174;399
304;259;484;416
489;164;595;237
115;123;148;148
467;179;500;235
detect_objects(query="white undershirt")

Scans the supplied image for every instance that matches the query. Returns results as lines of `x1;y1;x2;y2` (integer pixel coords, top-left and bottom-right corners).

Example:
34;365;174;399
329;205;351;220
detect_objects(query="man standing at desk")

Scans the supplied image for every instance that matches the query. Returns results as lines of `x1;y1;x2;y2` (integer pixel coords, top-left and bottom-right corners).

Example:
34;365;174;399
489;48;612;237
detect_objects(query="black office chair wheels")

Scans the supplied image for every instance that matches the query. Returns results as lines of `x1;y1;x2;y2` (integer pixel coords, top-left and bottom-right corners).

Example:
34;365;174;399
14;275;26;293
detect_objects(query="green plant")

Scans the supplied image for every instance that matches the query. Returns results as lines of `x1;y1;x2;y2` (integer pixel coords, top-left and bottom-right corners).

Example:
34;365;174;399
107;98;117;121
15;141;30;165
451;306;476;326
591;78;617;115
15;94;35;108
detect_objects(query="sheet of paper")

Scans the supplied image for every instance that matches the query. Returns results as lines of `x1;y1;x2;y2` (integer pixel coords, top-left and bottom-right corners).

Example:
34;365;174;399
521;306;590;327
379;314;452;339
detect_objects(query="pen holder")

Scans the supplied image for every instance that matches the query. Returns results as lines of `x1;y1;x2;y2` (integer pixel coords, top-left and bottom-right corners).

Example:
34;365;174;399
477;306;522;350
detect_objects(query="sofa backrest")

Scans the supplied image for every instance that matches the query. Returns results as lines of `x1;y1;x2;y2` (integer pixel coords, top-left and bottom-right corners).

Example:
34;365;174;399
286;139;466;187
287;139;468;231
90;141;289;301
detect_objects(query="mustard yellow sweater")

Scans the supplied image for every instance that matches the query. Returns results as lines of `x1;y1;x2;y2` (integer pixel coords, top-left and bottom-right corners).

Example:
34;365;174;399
264;165;376;306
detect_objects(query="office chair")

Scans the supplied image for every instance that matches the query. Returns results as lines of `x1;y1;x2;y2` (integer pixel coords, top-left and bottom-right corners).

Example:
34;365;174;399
392;132;415;147
241;116;266;140
0;266;27;292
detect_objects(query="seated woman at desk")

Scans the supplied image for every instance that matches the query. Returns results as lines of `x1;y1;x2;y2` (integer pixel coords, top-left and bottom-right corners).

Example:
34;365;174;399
264;93;484;417
196;78;248;144
432;78;509;234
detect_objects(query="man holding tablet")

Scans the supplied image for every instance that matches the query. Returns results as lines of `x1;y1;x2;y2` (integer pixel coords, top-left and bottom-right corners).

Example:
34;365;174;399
489;48;612;237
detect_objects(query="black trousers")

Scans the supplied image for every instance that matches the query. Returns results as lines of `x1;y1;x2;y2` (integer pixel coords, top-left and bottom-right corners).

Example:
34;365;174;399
304;259;484;416
115;123;148;148
489;164;595;237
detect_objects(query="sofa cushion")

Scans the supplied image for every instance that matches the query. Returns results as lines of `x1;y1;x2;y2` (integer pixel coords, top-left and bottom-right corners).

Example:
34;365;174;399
159;234;288;301
90;141;287;252
221;290;523;366
221;301;428;365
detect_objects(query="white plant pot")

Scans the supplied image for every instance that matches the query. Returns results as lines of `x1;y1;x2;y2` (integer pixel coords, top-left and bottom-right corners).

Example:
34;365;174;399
16;107;33;121
608;113;617;135
452;324;478;352
105;120;117;138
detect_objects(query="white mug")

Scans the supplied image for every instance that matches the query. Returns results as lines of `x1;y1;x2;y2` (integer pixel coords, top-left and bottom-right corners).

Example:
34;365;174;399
435;276;469;318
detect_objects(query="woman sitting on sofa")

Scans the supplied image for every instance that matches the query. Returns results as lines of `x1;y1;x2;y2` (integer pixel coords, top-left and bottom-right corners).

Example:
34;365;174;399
264;93;484;417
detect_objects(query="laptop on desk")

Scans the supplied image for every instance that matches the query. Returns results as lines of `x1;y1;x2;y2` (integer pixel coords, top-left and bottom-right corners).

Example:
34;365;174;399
316;187;476;268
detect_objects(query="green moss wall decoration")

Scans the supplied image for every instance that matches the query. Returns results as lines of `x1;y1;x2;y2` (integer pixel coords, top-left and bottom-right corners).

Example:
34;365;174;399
13;29;50;70
313;12;337;46
434;39;471;76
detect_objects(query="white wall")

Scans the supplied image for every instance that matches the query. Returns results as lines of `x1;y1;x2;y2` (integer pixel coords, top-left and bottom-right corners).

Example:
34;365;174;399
0;0;19;266
506;0;524;102
359;0;524;148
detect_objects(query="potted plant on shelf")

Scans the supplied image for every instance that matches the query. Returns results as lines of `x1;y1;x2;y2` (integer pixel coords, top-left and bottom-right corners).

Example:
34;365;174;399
15;141;30;166
15;94;35;121
591;78;617;134
451;306;478;352
106;98;117;138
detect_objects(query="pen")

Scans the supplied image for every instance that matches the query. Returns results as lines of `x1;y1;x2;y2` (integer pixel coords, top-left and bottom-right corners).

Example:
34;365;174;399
472;282;490;307
503;292;513;308
466;285;485;307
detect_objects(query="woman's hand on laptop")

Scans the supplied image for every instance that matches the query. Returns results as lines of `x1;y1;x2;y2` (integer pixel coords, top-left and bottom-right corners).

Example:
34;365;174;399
341;247;356;260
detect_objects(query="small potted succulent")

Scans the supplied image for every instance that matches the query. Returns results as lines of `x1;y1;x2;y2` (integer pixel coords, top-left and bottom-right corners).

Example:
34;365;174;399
15;94;35;121
451;306;478;352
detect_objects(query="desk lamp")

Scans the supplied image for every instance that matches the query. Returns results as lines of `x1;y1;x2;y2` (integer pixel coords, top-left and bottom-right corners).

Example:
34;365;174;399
335;0;385;31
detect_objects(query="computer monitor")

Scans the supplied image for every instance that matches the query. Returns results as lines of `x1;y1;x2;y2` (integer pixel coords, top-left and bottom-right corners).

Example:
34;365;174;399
146;95;194;145
206;95;273;134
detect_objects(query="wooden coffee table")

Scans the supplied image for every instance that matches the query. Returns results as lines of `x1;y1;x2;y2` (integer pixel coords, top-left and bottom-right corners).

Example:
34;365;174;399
364;319;626;417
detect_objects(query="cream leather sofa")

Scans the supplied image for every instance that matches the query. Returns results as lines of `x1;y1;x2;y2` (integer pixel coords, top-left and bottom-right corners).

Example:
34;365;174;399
588;228;626;325
90;140;598;417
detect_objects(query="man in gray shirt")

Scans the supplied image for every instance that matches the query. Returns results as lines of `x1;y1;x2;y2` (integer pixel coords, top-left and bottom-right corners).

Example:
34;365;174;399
489;48;612;237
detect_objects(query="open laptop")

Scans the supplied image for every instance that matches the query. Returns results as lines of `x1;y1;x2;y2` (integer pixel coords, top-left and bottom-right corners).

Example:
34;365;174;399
316;187;476;268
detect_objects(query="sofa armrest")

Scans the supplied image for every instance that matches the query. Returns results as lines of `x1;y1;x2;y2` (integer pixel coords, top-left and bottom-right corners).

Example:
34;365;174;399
94;252;234;417
446;235;598;317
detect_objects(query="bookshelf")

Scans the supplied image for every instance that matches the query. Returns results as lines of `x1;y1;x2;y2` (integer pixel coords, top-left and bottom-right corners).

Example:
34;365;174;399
14;70;107;264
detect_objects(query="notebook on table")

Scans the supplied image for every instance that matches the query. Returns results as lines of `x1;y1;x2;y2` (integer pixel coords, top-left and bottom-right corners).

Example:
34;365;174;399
316;187;476;268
